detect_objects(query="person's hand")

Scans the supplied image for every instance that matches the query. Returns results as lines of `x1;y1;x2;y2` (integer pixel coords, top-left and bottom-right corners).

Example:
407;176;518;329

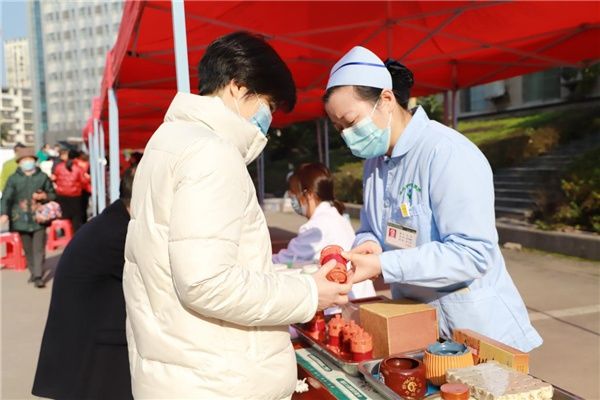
350;240;383;256
32;191;47;201
342;251;382;285
0;215;9;225
311;260;353;311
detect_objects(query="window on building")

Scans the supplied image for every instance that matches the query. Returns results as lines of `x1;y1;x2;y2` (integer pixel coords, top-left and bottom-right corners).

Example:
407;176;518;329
95;5;102;14
64;31;71;39
96;26;103;35
522;68;561;103
62;10;69;19
79;7;86;17
81;27;87;37
97;47;104;55
113;23;120;32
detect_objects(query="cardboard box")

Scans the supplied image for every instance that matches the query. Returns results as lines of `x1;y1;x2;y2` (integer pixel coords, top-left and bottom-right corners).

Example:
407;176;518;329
452;329;529;373
359;300;438;358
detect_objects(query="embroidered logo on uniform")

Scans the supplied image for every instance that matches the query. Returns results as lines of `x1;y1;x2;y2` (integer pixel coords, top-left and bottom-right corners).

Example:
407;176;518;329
399;183;421;205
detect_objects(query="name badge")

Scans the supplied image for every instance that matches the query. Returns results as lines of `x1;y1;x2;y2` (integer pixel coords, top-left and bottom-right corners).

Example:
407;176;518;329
385;221;417;249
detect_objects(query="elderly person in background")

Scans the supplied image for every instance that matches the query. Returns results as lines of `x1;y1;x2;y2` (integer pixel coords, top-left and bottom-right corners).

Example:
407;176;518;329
1;147;56;288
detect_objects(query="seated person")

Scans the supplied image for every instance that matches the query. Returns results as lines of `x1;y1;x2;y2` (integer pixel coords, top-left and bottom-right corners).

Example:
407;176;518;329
273;163;376;299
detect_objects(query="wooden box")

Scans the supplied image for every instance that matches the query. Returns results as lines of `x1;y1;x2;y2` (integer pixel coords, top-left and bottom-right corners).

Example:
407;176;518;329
452;329;529;373
359;300;438;358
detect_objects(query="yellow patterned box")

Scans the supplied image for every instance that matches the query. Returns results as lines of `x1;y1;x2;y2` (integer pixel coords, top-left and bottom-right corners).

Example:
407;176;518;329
452;329;529;373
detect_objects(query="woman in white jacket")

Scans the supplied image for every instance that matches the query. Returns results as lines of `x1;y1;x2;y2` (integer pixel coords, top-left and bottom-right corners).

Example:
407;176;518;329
123;32;352;399
273;163;376;299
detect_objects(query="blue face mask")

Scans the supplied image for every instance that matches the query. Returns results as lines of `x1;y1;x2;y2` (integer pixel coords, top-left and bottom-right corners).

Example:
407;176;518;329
249;101;272;136
290;195;306;216
19;160;36;172
341;101;391;159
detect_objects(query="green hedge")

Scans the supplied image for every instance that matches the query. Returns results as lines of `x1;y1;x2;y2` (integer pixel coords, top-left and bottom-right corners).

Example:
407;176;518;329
535;147;600;233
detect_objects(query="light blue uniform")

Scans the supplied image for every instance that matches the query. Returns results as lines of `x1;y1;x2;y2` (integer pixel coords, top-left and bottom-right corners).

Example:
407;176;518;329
355;106;542;352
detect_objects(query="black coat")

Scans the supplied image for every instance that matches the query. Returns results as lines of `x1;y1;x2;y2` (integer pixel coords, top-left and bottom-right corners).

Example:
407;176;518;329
32;200;133;400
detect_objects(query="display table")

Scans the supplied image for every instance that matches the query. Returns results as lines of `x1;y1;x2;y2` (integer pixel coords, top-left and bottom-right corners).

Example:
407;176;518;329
292;341;583;400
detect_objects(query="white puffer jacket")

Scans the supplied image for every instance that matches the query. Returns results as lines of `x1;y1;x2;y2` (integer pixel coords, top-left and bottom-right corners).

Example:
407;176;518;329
123;93;318;399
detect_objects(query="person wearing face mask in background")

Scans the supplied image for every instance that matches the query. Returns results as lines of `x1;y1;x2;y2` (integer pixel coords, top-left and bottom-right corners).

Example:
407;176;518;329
1;148;56;288
273;163;376;300
123;32;352;399
323;46;542;353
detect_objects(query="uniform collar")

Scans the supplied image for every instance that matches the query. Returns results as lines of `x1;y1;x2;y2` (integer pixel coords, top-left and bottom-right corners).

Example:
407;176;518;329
164;92;267;165
389;106;429;159
313;201;333;217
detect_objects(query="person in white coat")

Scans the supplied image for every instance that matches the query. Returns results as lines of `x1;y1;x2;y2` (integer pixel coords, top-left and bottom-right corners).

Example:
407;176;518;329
273;163;376;300
123;32;352;399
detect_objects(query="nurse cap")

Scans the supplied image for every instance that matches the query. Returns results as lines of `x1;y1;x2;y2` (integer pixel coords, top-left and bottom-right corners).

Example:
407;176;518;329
326;46;392;90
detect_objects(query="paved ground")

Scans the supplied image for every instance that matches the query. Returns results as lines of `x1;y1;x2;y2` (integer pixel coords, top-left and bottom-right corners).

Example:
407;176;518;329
1;212;598;399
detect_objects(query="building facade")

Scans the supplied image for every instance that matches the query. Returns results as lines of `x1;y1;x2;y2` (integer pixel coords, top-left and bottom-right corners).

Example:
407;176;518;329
4;38;31;89
457;67;600;118
28;0;124;144
1;87;35;146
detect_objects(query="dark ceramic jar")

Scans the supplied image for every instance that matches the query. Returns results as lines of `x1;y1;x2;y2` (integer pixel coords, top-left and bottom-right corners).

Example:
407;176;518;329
379;357;427;399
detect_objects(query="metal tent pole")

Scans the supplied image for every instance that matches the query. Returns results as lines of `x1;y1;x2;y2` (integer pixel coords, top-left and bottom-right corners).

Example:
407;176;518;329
171;0;190;93
108;88;120;202
316;119;323;164
89;128;98;217
452;90;458;129
323;119;330;168
96;121;107;212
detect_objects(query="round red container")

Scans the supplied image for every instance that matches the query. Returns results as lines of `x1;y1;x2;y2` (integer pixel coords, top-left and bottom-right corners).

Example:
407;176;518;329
319;245;348;283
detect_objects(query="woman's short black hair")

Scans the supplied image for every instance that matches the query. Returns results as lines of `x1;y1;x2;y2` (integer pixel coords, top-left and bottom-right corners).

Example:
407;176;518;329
198;31;296;112
323;59;414;110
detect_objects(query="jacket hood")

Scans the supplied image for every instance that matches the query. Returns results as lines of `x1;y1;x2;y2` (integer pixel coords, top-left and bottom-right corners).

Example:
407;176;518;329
164;92;267;165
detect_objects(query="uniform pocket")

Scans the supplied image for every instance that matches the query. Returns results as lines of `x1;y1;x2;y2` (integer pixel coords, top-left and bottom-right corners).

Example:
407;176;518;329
438;286;518;347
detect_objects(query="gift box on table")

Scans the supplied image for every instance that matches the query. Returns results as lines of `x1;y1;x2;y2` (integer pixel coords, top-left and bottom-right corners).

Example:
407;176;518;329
359;300;438;359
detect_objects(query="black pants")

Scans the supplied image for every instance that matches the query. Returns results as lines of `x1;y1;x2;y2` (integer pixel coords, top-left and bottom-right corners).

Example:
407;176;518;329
57;196;83;232
18;230;46;279
81;192;90;223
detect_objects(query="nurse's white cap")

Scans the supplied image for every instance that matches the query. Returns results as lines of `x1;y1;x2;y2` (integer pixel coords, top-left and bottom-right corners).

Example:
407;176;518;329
326;46;392;90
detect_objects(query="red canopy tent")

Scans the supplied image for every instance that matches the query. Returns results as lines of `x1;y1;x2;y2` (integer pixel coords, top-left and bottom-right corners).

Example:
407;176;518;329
83;0;600;210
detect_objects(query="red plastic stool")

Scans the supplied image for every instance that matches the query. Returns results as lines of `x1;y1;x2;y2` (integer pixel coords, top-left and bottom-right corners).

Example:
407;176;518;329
1;232;27;270
46;219;74;251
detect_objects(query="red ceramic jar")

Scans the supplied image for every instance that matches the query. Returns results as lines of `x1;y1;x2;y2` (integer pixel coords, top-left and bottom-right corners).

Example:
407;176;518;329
380;357;427;400
319;245;348;283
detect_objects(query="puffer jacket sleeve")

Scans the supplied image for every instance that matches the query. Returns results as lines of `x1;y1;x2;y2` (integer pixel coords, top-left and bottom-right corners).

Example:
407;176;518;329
168;140;318;327
42;174;56;201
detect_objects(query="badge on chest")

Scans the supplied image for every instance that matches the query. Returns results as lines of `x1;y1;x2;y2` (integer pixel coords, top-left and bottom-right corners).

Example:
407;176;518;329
385;221;417;249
